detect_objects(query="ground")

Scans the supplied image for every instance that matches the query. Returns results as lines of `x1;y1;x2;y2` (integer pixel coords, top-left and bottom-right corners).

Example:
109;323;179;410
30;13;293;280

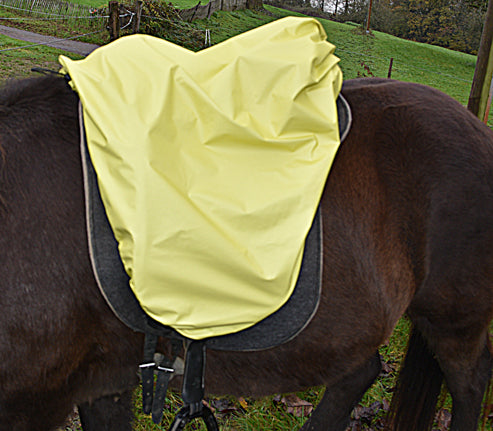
0;24;98;55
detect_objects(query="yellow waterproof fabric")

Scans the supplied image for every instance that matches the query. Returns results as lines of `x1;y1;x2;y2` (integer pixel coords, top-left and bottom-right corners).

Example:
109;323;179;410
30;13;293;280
59;17;343;339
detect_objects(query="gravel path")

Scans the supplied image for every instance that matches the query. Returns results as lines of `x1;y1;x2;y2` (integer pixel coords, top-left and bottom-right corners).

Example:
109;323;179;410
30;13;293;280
0;24;99;55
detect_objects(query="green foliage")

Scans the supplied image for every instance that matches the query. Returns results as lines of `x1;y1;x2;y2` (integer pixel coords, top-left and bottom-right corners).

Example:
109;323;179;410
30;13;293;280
398;0;481;53
332;0;486;54
138;0;204;50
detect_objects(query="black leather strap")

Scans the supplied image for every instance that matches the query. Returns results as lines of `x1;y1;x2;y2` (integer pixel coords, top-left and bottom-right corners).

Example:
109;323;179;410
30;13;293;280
140;334;158;415
167;340;219;431
151;339;181;424
181;341;206;405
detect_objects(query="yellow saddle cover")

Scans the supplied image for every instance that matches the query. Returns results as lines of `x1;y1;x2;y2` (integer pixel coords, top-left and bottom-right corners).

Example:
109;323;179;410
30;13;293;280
60;17;343;339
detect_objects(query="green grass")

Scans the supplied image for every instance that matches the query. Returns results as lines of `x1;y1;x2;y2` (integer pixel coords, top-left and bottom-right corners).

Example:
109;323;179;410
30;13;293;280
1;1;479;109
169;0;210;8
131;389;324;430
74;0;106;6
0;34;82;79
190;6;477;106
0;5;107;46
319;21;476;105
189;6;485;122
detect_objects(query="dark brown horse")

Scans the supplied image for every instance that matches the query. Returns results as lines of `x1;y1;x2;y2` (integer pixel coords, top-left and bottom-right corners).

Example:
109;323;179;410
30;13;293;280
0;74;492;431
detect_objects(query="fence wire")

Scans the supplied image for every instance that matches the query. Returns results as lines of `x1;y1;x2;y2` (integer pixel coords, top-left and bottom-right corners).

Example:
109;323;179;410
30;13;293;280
0;0;94;17
0;2;100;16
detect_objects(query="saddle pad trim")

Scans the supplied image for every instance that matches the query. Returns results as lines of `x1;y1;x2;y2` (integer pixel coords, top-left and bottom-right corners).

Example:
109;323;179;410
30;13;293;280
337;94;352;143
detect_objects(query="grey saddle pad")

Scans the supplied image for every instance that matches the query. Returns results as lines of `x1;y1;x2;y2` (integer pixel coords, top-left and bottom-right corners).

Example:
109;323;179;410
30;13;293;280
81;95;352;351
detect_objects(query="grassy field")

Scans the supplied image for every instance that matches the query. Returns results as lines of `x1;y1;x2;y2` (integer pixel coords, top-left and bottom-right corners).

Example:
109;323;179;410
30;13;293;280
0;34;83;78
0;1;479;108
1;2;492;430
185;6;477;106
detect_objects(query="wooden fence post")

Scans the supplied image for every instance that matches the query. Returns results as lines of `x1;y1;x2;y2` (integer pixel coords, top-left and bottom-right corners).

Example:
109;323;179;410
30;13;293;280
468;0;493;120
132;0;142;33
387;57;393;78
190;1;200;21
365;0;373;32
108;1;119;41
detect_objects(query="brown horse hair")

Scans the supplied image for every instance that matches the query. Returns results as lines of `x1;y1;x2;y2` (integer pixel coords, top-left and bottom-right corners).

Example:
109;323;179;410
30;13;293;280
385;326;444;431
0;137;6;211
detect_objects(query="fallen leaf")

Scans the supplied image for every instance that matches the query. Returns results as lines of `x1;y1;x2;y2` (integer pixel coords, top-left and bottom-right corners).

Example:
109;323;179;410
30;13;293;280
210;398;238;415
238;397;248;410
352;405;374;424
280;394;313;417
380;360;395;375
435;408;451;430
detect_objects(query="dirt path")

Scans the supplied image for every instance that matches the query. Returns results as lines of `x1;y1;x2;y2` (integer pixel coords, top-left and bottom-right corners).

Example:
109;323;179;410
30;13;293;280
0;24;99;55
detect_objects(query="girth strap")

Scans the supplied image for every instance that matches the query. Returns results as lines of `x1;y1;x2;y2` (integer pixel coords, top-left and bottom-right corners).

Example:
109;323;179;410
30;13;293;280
140;334;158;416
153;347;179;424
140;335;182;424
169;340;219;431
140;336;219;429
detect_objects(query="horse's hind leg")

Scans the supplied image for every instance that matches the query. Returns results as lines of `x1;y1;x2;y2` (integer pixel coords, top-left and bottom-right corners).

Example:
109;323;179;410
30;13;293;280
78;390;134;431
300;352;382;431
445;341;492;430
405;240;493;430
410;321;492;431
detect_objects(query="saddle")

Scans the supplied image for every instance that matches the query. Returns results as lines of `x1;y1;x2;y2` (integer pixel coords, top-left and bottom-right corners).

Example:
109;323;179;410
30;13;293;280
79;94;351;428
67;16;352;430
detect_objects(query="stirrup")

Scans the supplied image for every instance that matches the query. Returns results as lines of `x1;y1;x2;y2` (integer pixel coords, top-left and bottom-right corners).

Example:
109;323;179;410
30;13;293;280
168;401;219;431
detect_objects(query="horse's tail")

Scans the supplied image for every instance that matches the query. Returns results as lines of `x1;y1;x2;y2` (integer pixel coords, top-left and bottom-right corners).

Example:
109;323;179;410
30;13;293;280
385;326;443;431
